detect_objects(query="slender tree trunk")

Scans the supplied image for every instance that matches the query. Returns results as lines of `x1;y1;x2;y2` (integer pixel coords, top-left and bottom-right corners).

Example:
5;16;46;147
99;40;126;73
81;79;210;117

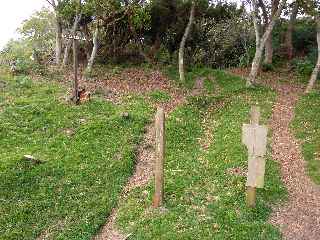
82;25;93;61
147;34;161;62
63;15;81;66
264;0;280;64
247;0;285;86
55;19;63;65
285;2;299;60
50;0;62;65
305;17;320;93
179;1;195;82
86;26;99;73
264;35;273;64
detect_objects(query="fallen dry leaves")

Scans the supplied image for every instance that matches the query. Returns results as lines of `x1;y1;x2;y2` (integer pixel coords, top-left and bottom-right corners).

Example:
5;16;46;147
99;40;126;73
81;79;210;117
269;83;320;240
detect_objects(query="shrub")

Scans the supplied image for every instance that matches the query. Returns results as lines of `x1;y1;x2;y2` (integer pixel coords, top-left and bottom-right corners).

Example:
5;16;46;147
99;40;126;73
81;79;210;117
291;58;314;77
14;59;33;75
14;75;32;88
149;90;171;102
262;63;275;72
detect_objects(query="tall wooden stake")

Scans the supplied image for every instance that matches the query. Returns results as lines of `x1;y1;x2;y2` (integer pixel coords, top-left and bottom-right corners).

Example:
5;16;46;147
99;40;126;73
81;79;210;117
246;106;260;208
153;108;165;208
73;38;79;104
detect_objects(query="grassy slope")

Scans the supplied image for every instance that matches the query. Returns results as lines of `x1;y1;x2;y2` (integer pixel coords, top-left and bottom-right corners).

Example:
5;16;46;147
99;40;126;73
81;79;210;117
115;70;286;239
292;92;320;184
0;71;151;239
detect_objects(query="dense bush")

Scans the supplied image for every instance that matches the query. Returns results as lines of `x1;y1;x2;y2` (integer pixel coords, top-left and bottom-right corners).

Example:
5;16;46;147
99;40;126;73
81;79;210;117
291;58;314;77
293;18;316;56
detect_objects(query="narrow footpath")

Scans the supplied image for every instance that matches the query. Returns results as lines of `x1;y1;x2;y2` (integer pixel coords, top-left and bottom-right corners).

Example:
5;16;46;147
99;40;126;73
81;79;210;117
269;84;320;239
94;78;205;240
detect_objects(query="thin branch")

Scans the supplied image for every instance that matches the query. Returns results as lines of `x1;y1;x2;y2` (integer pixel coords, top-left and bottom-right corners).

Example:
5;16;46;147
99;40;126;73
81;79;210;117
257;0;269;24
45;0;55;8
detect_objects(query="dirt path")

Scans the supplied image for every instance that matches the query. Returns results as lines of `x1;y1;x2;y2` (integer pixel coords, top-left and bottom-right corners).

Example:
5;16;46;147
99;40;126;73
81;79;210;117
94;123;155;240
94;76;204;240
269;84;320;239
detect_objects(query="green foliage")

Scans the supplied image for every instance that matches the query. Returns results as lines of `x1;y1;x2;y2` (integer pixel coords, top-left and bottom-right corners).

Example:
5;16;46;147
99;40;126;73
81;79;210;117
149;90;171;103
292;18;316;55
0;40;32;65
14;75;33;88
291;58;314;78
238;44;255;68
0;8;55;72
190;7;253;68
18;8;55;60
0;73;152;239
262;63;275;72
292;92;320;184
14;59;33;75
131;4;151;31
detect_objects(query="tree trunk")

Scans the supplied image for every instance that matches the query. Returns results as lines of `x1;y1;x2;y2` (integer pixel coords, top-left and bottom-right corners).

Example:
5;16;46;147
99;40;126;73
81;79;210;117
86;26;99;73
55;19;63;65
147;34;161;62
305;17;320;93
285;2;299;60
51;0;62;65
82;25;93;61
264;35;273;64
62;15;81;66
264;0;280;64
247;0;285;86
179;1;195;82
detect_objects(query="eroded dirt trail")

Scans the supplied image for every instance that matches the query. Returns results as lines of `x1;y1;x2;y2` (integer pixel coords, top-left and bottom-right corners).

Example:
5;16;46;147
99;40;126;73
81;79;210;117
94;123;155;240
269;84;320;240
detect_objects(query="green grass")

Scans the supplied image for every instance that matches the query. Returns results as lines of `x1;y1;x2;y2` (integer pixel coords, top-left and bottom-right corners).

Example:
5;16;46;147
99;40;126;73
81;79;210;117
163;65;246;94
0;72;152;239
0;67;287;239
292;91;320;184
115;71;286;239
148;90;171;103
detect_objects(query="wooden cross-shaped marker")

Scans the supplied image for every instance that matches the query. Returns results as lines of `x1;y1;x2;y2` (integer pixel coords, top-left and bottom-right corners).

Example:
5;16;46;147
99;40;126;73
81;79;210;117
242;106;268;207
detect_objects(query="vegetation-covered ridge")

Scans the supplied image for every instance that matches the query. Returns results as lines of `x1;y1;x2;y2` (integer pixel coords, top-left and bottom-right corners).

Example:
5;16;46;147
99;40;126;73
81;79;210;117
0;69;152;239
114;70;286;239
292;91;320;184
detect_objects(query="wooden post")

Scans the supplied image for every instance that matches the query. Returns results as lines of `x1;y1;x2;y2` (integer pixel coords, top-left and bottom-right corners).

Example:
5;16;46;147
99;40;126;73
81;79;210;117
73;38;79;104
246;106;259;208
250;106;260;126
246;186;257;208
62;34;86;103
153;108;165;208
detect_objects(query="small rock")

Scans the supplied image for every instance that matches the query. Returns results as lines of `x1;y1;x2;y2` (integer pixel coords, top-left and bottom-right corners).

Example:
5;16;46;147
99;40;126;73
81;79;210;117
121;112;130;119
23;155;43;164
